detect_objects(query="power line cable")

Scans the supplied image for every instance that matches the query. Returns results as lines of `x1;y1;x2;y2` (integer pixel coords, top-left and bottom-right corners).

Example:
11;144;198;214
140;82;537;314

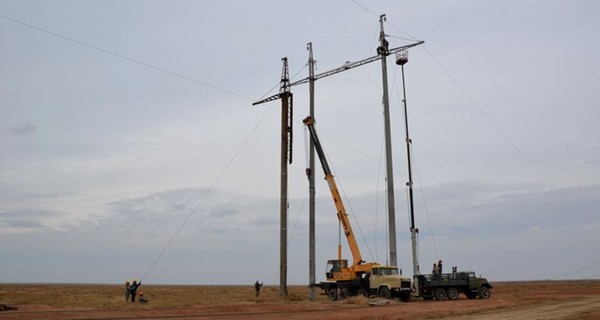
352;1;597;281
289;189;309;245
0;13;253;101
313;123;377;262
411;148;440;260
398;15;590;225
140;107;272;281
547;258;600;280
351;0;379;18
374;137;385;262
350;1;591;224
390;65;440;260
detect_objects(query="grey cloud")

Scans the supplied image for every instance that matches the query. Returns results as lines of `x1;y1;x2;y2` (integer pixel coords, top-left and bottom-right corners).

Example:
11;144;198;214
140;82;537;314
0;209;51;231
3;219;44;229
251;214;278;226
4;122;37;136
209;206;238;218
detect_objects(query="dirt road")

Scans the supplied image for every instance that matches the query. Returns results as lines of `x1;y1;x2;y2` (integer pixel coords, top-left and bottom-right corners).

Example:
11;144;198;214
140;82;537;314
442;296;600;320
3;298;599;320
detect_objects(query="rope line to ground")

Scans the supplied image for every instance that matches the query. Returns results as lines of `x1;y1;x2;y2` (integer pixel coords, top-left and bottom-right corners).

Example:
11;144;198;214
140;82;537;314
140;107;272;281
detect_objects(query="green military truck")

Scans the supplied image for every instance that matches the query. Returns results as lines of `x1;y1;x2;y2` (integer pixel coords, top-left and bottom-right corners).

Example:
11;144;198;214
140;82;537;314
417;270;492;300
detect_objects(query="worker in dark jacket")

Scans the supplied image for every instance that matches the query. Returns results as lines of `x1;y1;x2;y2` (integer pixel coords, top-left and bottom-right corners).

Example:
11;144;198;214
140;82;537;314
254;281;263;297
130;280;142;302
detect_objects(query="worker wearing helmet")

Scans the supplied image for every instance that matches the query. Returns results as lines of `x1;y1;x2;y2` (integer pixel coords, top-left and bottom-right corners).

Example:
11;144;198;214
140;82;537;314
138;290;149;303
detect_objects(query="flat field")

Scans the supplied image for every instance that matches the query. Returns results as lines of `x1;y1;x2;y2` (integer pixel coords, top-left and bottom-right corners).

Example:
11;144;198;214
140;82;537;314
1;280;599;319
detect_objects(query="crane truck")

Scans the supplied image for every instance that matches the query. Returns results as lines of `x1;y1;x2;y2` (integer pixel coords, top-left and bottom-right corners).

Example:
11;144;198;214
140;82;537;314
303;116;412;302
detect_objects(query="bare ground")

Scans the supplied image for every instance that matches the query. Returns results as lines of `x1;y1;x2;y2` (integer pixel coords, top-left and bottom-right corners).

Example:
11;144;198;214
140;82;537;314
1;280;599;319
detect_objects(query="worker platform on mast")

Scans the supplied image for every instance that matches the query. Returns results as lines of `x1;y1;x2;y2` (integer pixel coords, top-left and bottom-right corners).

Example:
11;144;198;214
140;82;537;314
396;50;408;65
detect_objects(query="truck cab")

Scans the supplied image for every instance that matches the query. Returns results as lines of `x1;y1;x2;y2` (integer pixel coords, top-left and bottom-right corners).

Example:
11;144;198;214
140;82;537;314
370;265;412;301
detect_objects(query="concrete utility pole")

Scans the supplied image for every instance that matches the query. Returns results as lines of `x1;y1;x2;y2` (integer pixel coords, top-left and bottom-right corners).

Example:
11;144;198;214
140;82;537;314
252;57;293;297
307;43;317;301
377;14;398;267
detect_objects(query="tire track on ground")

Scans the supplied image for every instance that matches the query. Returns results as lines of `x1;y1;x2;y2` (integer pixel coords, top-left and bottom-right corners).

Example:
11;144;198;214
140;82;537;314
441;296;600;320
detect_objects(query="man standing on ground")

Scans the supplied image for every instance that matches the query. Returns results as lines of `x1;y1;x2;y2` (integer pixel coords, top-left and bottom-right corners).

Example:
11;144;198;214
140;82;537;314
124;281;131;302
254;281;263;297
130;280;142;302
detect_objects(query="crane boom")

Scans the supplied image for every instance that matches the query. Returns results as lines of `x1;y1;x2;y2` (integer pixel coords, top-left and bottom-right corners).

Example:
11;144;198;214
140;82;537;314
303;116;364;267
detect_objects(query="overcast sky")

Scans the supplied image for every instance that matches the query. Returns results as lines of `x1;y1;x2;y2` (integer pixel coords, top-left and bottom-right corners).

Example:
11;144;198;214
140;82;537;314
1;0;599;286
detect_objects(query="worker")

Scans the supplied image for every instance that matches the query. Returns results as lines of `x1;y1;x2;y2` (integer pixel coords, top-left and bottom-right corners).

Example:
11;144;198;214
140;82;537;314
433;263;440;275
254;281;263;297
124;281;131;302
130;280;142;302
138;291;149;303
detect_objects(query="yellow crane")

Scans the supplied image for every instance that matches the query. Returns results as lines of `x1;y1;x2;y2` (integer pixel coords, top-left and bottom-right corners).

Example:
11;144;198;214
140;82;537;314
304;116;412;301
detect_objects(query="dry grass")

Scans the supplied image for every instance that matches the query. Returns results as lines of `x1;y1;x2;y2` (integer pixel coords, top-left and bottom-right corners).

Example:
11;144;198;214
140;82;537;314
0;284;328;309
1;280;599;320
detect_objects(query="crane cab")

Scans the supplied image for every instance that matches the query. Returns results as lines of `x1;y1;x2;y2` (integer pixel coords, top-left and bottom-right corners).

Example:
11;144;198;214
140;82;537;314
325;259;348;281
326;259;352;281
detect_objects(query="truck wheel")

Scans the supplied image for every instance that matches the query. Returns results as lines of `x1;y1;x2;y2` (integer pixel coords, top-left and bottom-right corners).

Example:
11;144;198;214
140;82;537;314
379;286;391;299
478;286;491;299
447;287;459;300
327;288;338;301
434;288;447;300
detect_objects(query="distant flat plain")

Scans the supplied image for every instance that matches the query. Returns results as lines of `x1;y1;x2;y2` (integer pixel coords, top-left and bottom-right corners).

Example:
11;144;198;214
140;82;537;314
1;280;599;319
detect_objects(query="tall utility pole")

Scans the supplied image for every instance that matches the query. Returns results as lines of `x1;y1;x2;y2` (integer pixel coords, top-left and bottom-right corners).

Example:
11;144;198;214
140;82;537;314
252;57;293;297
377;14;398;267
307;43;317;301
